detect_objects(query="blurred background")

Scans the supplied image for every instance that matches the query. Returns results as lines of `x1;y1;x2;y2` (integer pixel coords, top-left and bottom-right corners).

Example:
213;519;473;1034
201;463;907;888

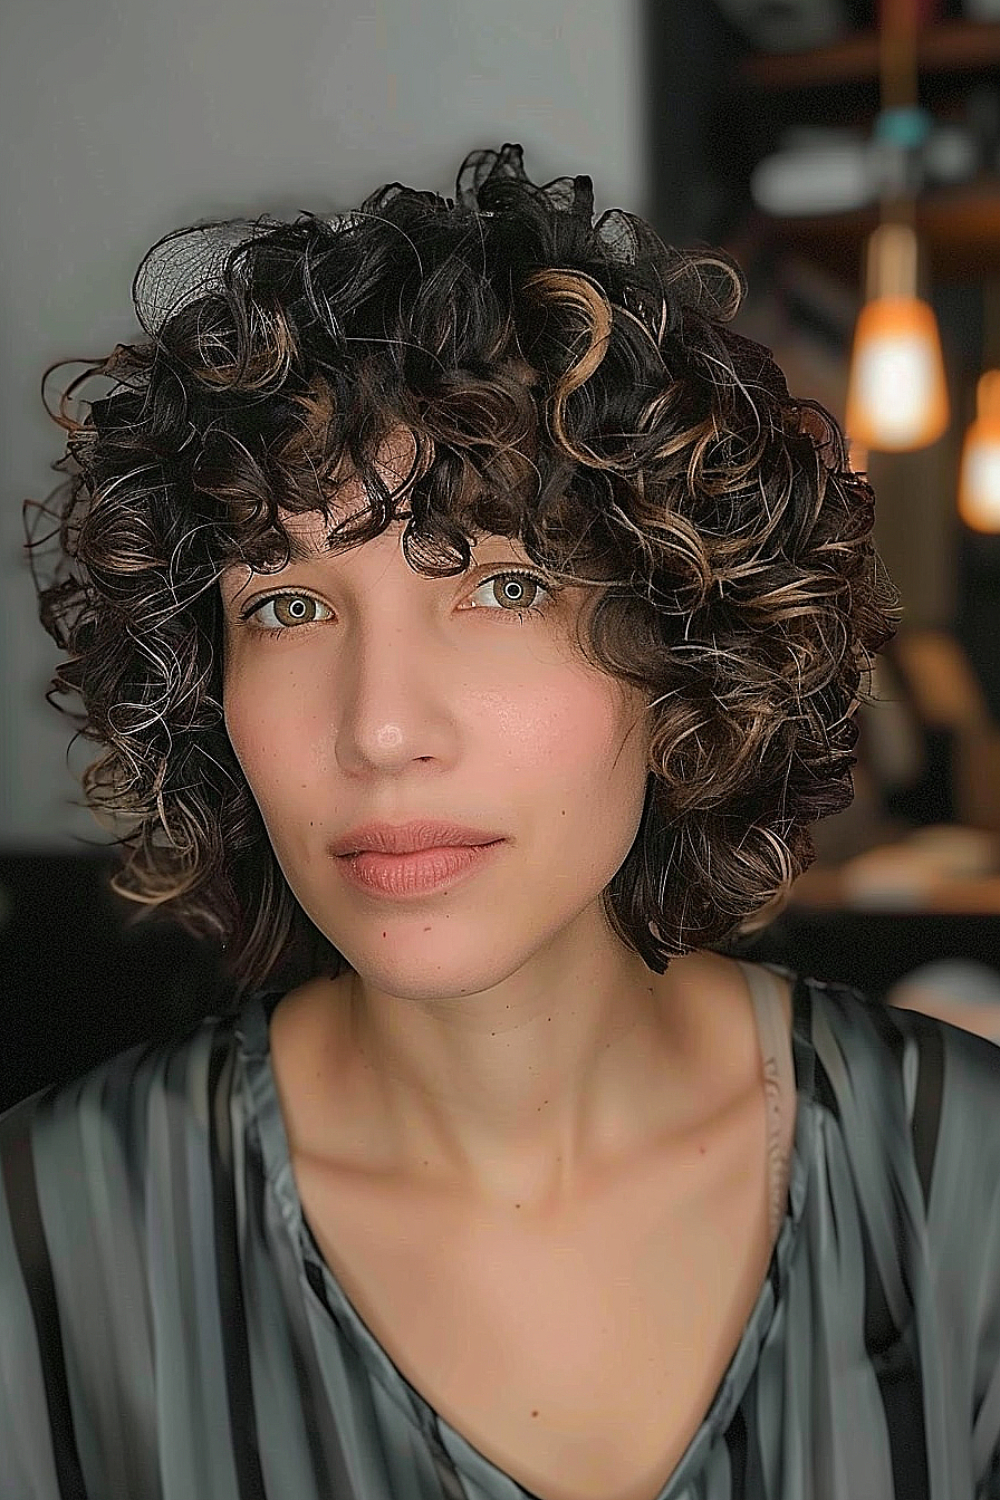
3;0;1000;1108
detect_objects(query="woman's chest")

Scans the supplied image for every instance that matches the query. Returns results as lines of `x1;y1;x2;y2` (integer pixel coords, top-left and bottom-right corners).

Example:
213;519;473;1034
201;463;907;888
291;1081;780;1500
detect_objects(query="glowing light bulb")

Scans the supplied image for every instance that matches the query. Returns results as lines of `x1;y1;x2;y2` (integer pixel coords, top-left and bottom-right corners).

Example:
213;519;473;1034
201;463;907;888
844;223;950;453
958;370;1000;534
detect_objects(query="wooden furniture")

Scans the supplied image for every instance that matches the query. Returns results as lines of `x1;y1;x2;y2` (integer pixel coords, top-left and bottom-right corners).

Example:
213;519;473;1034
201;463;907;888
741;821;1000;1001
790;861;1000;914
744;891;1000;1002
739;20;1000;89
736;20;1000;281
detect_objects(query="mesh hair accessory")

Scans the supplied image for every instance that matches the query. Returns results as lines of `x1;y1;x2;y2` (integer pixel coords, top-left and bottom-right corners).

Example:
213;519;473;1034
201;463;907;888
129;143;642;339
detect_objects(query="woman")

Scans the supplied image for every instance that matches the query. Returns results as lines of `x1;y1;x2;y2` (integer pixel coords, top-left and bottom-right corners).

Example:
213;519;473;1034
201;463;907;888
4;143;1000;1500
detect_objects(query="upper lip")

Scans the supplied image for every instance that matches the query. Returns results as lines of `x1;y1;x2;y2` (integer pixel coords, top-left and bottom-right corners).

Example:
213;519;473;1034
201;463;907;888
331;820;506;856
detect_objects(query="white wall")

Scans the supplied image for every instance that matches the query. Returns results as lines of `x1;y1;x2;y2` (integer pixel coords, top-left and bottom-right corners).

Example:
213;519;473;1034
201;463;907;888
1;0;646;848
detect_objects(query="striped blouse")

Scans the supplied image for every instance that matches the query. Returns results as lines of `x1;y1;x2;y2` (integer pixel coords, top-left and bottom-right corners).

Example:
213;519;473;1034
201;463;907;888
4;960;1000;1499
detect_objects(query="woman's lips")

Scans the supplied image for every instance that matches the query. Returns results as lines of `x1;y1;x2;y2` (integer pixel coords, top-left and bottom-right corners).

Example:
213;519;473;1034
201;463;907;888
336;841;505;897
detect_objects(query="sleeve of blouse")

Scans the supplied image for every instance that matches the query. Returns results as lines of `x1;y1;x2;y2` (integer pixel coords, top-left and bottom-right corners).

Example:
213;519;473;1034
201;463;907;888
945;1026;1000;1498
975;1211;1000;1500
0;1088;89;1499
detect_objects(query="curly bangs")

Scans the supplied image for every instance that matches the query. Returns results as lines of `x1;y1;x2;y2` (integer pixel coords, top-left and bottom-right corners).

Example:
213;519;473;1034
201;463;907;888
26;142;900;1001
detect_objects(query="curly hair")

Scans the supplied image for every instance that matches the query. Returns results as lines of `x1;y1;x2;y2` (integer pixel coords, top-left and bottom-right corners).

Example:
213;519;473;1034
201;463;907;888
26;142;900;1003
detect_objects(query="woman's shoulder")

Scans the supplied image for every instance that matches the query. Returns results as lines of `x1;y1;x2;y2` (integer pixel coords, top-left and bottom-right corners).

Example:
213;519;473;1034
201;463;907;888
791;969;1000;1476
790;965;1000;1200
0;1004;251;1494
797;964;1000;1084
0;1000;248;1324
0;1002;245;1214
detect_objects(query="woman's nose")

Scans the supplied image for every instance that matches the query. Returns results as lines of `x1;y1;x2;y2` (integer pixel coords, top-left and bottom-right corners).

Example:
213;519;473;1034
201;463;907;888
332;618;454;770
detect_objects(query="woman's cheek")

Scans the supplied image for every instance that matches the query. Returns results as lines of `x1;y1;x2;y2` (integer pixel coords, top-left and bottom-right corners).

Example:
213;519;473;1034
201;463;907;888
224;679;288;810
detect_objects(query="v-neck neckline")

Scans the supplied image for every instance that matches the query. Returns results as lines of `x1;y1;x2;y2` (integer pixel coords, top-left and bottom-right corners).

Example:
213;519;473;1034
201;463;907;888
235;965;817;1499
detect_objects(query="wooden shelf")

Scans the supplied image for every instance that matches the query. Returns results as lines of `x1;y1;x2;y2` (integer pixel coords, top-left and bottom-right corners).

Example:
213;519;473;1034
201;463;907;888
740;19;1000;89
750;180;1000;282
790;863;1000;915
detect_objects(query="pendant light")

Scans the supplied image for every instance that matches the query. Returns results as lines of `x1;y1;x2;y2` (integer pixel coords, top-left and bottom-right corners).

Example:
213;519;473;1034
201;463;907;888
845;218;949;450
843;0;949;452
957;370;1000;532
958;278;1000;532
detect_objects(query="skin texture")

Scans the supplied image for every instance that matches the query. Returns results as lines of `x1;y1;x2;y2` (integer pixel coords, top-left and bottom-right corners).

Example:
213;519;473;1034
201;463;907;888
221;434;721;1215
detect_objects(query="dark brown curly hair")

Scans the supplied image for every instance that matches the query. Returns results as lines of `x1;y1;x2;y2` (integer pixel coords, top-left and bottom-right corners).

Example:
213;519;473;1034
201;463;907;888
26;143;900;1003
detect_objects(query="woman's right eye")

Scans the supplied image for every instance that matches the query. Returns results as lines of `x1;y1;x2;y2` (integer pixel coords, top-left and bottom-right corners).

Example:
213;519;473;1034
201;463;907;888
241;593;332;634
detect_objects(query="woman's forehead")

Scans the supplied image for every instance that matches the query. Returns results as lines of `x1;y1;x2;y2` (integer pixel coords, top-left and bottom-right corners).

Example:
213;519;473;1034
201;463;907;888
272;426;486;561
222;421;527;579
278;504;380;560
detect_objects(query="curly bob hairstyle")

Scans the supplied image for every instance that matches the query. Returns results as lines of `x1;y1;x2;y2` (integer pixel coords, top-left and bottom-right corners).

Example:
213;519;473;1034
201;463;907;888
27;142;899;1002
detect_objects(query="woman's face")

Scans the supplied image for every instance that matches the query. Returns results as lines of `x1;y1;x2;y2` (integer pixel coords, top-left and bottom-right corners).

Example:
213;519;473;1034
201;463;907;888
220;448;653;999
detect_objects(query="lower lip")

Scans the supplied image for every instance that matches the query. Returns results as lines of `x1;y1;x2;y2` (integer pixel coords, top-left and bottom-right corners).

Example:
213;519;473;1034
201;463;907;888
336;841;505;897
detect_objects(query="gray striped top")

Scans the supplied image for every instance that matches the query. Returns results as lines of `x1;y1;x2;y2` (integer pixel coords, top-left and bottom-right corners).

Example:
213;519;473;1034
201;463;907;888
4;960;1000;1499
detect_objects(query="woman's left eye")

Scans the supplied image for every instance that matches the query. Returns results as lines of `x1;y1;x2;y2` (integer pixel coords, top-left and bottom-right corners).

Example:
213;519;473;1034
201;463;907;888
240;569;557;636
468;570;555;620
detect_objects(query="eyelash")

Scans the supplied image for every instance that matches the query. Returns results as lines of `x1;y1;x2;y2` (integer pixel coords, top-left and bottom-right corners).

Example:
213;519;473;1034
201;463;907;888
237;568;560;637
